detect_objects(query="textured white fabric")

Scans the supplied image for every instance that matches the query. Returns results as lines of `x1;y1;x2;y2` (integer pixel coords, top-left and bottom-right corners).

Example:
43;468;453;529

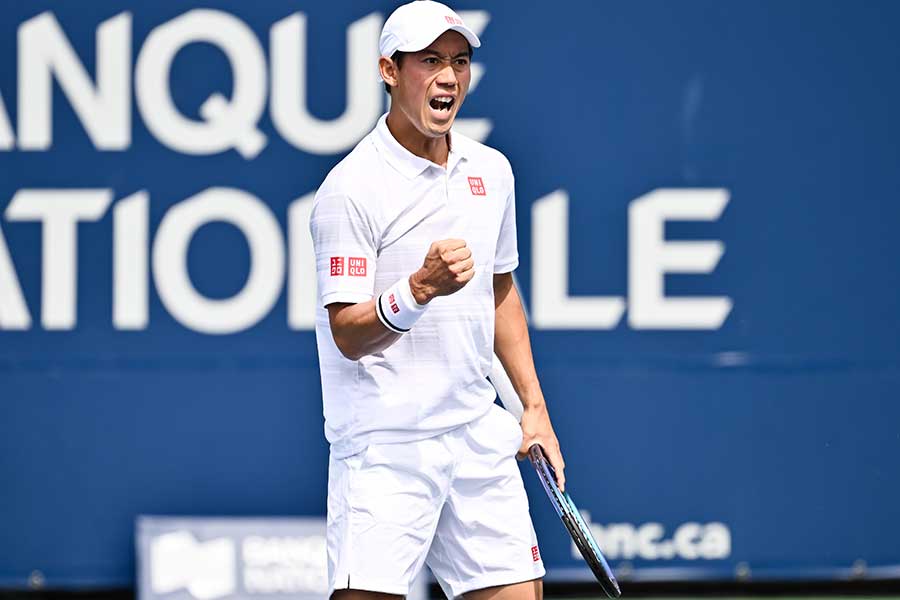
326;404;545;598
310;114;519;459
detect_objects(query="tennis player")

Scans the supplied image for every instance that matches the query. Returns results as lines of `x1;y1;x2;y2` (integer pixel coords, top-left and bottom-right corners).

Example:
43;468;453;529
310;2;565;598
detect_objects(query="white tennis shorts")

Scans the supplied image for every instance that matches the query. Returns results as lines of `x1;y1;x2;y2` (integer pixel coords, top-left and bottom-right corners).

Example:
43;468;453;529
326;403;545;598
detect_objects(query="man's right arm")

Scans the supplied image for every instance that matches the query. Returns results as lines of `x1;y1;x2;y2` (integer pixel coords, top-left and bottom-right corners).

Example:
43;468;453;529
328;239;474;360
327;299;400;361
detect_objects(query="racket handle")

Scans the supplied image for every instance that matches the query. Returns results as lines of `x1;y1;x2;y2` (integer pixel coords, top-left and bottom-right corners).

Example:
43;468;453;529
490;353;524;422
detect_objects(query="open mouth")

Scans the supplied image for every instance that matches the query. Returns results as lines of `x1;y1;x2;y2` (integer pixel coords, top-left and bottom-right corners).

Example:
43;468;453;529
429;96;455;112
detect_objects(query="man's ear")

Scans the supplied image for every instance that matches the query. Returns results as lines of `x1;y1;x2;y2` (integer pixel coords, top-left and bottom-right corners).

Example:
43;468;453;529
379;56;399;90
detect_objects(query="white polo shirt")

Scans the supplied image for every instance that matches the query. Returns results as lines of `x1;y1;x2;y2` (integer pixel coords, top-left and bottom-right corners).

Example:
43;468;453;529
310;114;519;459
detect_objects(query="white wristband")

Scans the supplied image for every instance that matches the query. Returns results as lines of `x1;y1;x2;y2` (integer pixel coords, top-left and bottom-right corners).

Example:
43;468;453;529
376;277;427;334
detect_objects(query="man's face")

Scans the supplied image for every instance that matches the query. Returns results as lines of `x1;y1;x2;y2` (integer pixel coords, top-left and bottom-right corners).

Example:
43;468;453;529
390;30;472;138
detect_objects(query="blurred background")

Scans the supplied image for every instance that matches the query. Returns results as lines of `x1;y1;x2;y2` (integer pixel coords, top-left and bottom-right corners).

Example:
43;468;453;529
1;1;899;599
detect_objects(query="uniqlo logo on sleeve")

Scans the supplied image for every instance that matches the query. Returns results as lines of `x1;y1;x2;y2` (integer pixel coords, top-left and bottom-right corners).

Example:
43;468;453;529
348;257;367;277
468;176;486;196
531;545;541;562
388;293;399;314
329;256;344;276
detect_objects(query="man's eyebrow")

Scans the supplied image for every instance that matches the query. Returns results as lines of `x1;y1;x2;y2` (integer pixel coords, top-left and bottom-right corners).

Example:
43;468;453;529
420;49;471;58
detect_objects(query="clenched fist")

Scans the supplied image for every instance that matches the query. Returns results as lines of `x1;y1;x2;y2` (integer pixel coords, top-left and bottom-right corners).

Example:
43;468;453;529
409;239;475;304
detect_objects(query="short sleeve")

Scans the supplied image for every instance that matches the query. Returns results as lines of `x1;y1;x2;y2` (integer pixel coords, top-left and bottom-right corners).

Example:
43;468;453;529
309;192;377;307
494;175;519;273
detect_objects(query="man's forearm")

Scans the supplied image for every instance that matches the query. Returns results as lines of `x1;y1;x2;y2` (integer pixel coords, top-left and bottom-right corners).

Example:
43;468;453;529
494;272;566;486
493;272;545;408
328;299;401;360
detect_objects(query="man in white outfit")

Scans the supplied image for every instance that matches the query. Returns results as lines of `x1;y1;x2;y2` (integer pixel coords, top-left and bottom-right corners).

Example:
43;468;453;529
310;2;566;598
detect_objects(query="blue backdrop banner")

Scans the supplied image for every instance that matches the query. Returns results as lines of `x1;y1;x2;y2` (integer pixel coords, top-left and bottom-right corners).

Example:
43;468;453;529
1;0;899;589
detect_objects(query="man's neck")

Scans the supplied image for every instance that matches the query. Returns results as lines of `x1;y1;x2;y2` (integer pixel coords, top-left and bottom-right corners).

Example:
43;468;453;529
386;110;450;168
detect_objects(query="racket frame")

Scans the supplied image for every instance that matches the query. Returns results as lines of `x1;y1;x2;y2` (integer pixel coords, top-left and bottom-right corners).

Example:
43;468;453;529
528;444;622;598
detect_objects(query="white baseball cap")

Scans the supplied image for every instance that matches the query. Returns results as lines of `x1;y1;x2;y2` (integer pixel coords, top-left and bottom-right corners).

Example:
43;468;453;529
379;1;481;59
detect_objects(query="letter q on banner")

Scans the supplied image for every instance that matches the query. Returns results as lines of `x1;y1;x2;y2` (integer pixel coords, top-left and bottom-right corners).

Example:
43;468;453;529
135;9;267;158
152;188;285;334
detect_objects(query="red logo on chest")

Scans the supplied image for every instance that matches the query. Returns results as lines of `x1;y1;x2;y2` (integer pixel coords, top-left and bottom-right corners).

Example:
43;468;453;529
531;545;541;562
330;257;344;276
468;176;486;196
348;257;367;277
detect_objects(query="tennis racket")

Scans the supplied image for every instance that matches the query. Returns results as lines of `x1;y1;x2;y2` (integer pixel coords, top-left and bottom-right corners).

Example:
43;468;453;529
490;354;622;598
528;444;621;598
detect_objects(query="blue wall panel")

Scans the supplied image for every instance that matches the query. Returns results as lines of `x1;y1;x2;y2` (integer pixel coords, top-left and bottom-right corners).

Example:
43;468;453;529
1;0;899;588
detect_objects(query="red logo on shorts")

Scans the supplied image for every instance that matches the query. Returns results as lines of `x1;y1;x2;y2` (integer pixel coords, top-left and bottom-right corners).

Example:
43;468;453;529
330;256;344;276
531;545;541;562
468;176;486;196
388;293;399;314
348;256;367;277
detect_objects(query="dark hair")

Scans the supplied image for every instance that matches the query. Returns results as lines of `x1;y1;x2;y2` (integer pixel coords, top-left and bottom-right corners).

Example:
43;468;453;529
383;43;474;95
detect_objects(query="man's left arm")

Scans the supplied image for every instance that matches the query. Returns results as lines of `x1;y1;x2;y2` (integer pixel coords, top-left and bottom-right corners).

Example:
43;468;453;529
493;272;566;490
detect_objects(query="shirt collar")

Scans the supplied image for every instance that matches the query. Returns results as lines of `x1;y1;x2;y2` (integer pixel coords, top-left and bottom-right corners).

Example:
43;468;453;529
373;113;468;179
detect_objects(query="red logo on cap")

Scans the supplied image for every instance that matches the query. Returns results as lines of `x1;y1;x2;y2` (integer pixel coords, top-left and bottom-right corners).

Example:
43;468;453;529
348;257;367;277
468;177;486;196
445;15;463;25
330;256;344;276
531;545;541;562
